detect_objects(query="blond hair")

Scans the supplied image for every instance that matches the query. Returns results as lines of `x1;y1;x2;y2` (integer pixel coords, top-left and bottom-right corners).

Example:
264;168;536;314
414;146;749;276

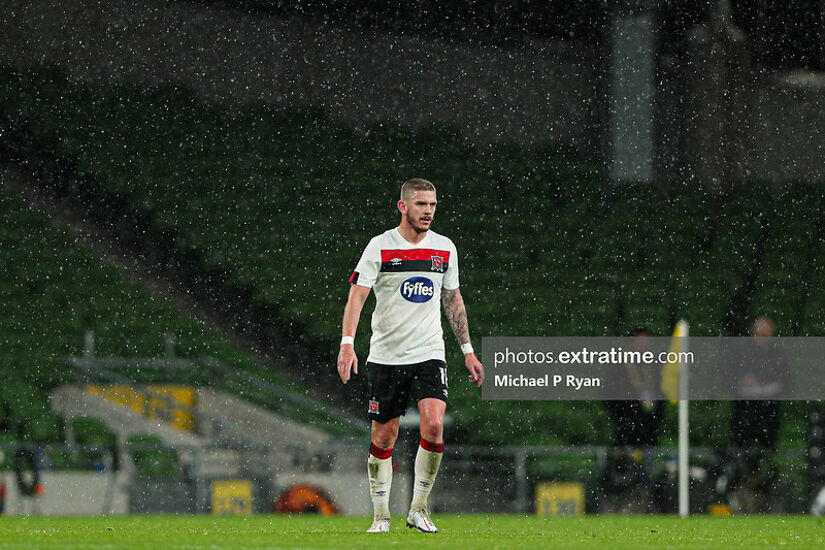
400;178;436;202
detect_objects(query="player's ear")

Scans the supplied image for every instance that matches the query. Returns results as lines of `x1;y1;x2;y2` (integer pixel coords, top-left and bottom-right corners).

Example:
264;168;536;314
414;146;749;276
397;200;406;214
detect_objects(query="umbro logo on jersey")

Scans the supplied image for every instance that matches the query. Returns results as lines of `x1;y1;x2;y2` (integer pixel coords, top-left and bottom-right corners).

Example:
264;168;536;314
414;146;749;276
380;249;450;273
400;277;434;302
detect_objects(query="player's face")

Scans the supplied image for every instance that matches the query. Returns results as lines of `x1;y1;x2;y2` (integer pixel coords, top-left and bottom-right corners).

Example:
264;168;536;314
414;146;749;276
403;191;437;233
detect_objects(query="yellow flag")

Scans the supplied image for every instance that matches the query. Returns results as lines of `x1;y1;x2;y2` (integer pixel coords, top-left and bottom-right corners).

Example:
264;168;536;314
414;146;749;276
661;320;689;403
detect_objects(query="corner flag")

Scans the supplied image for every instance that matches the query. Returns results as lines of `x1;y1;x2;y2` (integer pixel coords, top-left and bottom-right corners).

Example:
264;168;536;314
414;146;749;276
661;319;689;403
659;319;691;517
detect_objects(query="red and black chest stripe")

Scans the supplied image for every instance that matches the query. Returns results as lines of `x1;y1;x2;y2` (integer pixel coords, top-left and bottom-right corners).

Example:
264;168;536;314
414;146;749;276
380;249;450;273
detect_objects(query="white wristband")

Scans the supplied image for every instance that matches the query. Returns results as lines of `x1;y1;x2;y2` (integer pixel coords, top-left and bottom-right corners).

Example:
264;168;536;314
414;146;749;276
460;342;474;355
340;336;354;347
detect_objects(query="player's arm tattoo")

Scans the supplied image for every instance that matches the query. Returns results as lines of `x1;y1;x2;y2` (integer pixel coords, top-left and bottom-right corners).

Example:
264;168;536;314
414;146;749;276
442;288;470;345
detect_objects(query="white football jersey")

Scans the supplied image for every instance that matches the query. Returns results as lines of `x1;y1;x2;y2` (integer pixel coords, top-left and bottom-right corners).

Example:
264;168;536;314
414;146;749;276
349;228;459;365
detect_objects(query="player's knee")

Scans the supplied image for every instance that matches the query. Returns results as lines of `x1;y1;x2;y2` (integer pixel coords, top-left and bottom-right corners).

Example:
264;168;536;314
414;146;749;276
372;425;399;449
374;433;396;449
422;418;443;441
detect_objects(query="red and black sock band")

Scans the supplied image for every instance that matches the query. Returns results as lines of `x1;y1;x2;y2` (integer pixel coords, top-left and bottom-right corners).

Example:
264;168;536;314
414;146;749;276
369;443;393;460
420;438;444;453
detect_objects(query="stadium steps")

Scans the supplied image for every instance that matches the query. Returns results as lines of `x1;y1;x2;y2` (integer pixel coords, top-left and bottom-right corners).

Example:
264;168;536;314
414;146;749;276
50;385;223;474
195;387;332;468
51;385;333;475
51;386;208;447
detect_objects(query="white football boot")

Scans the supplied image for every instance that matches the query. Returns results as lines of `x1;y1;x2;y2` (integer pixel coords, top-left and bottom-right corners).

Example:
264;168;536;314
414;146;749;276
406;508;438;533
366;515;391;533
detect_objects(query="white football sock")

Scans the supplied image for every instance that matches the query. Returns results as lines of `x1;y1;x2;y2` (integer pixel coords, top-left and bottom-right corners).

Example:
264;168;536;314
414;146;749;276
368;450;393;518
410;440;443;511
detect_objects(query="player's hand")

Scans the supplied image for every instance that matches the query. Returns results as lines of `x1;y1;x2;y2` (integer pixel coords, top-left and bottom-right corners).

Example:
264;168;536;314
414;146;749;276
465;353;484;387
337;344;358;384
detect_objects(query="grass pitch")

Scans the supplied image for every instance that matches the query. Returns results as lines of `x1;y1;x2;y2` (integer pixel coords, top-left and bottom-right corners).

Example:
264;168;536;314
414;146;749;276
0;514;822;549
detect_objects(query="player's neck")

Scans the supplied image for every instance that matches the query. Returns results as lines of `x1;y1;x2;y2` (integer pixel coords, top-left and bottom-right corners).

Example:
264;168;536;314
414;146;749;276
396;224;428;245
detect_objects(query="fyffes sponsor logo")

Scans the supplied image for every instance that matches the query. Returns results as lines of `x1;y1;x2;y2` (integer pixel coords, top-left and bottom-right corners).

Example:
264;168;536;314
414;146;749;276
400;277;434;302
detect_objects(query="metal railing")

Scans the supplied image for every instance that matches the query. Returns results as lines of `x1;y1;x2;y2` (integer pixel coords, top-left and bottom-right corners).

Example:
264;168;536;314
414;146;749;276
0;440;815;515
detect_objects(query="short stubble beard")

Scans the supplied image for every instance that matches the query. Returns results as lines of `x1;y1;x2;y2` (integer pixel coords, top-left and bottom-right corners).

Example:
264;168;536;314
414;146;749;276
406;211;430;234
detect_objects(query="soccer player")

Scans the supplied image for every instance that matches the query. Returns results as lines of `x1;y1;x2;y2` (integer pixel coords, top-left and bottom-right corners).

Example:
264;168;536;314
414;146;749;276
337;178;484;533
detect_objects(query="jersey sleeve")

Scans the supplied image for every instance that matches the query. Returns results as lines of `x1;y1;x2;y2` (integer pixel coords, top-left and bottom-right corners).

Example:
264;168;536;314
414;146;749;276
443;239;460;290
349;237;381;288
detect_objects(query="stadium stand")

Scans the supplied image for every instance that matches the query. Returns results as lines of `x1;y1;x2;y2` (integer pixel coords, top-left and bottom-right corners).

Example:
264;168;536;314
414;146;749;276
1;65;824;450
0;184;346;468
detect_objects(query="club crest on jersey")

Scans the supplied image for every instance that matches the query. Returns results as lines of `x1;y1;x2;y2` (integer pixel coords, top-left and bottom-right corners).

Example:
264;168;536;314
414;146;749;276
400;277;434;302
431;255;444;272
369;400;379;414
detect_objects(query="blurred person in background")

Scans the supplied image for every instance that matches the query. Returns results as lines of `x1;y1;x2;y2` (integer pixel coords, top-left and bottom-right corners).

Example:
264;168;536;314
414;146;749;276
728;316;790;450
719;316;791;512
602;327;665;511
